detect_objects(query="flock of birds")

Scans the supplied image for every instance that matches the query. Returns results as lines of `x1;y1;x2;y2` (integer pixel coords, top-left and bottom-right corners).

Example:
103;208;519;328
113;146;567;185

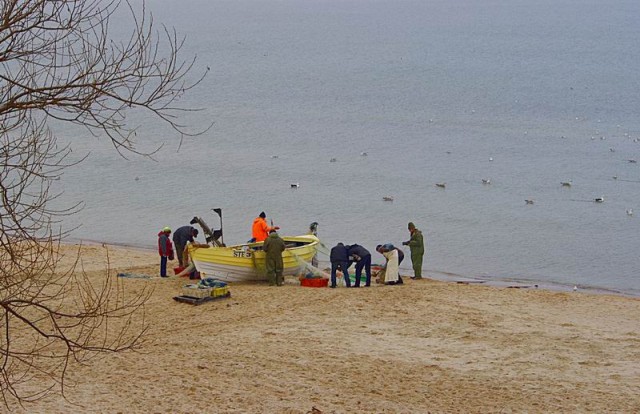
380;178;611;206
381;177;633;214
279;132;636;217
379;153;636;216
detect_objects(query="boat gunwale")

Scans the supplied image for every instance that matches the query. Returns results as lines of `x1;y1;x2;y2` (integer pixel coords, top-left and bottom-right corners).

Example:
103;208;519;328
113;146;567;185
190;234;319;253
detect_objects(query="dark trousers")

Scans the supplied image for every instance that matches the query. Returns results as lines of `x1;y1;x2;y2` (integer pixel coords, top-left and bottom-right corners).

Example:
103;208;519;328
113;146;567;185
160;256;168;277
331;262;351;287
354;254;372;287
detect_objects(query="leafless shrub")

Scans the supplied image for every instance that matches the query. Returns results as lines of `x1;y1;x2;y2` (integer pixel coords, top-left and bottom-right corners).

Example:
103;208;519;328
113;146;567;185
1;0;204;406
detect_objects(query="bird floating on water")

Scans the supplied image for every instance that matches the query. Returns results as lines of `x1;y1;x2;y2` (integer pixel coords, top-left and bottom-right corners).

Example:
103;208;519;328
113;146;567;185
489;157;494;161
271;155;279;159
613;175;618;180
626;208;633;216
561;181;572;187
482;178;491;185
628;159;637;163
290;183;300;188
525;199;534;205
435;183;446;189
594;197;604;203
382;196;394;202
360;152;368;156
329;158;337;162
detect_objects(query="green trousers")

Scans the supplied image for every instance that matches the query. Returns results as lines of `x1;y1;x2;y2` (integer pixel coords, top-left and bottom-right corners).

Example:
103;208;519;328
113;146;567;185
411;252;423;278
266;258;283;286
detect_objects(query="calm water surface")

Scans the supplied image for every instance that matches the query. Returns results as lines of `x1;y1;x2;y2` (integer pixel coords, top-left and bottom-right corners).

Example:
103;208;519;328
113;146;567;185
54;0;640;295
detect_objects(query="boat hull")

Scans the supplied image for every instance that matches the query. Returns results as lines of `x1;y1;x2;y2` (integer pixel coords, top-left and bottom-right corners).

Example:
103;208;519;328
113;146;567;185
188;235;318;282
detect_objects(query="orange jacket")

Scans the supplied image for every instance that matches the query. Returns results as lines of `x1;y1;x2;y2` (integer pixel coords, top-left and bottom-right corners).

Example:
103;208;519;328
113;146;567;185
252;217;274;242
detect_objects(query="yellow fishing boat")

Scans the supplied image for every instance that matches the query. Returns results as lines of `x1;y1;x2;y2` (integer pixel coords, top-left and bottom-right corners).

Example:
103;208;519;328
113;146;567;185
187;234;319;282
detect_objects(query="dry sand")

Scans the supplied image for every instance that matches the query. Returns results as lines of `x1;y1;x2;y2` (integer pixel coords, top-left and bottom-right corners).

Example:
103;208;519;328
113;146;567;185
14;243;640;413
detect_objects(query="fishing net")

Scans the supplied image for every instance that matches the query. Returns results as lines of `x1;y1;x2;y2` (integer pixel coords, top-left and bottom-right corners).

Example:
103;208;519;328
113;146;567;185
252;249;267;277
287;248;328;278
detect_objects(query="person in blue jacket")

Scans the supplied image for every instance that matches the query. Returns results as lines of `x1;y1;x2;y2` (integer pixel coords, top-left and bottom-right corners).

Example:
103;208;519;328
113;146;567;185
347;244;372;287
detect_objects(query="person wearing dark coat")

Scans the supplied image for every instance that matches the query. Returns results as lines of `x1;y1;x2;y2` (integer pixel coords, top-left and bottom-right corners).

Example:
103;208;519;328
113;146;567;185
329;242;351;288
263;230;285;286
173;226;199;267
347;244;372;287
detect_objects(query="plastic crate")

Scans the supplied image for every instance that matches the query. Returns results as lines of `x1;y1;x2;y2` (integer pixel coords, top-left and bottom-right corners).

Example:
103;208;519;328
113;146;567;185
182;284;212;299
211;286;229;298
300;278;329;288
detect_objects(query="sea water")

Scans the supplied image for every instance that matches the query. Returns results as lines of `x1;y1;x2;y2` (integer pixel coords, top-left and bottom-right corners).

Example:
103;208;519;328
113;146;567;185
51;0;640;295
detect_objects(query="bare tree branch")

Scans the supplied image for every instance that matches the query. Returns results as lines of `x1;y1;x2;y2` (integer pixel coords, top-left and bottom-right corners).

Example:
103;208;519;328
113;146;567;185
1;0;205;406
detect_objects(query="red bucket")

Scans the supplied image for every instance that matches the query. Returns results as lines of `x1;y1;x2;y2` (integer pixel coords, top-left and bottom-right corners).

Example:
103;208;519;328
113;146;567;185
173;266;185;276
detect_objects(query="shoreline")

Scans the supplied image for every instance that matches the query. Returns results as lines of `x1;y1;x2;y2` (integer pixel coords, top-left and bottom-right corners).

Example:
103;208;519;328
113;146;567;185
64;237;640;298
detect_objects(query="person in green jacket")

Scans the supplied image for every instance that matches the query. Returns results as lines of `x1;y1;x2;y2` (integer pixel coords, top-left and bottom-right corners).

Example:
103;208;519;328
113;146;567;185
263;229;285;286
402;222;424;279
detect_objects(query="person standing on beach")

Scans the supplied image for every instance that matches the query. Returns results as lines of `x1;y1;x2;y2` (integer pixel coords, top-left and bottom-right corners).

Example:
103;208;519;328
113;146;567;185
263;229;286;286
251;211;280;242
308;221;319;268
347;244;372;287
402;222;424;280
172;225;199;267
329;242;351;288
157;227;174;277
375;244;403;285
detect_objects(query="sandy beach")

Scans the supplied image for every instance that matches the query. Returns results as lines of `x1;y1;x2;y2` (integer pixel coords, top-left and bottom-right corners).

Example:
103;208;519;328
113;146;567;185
14;243;640;413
